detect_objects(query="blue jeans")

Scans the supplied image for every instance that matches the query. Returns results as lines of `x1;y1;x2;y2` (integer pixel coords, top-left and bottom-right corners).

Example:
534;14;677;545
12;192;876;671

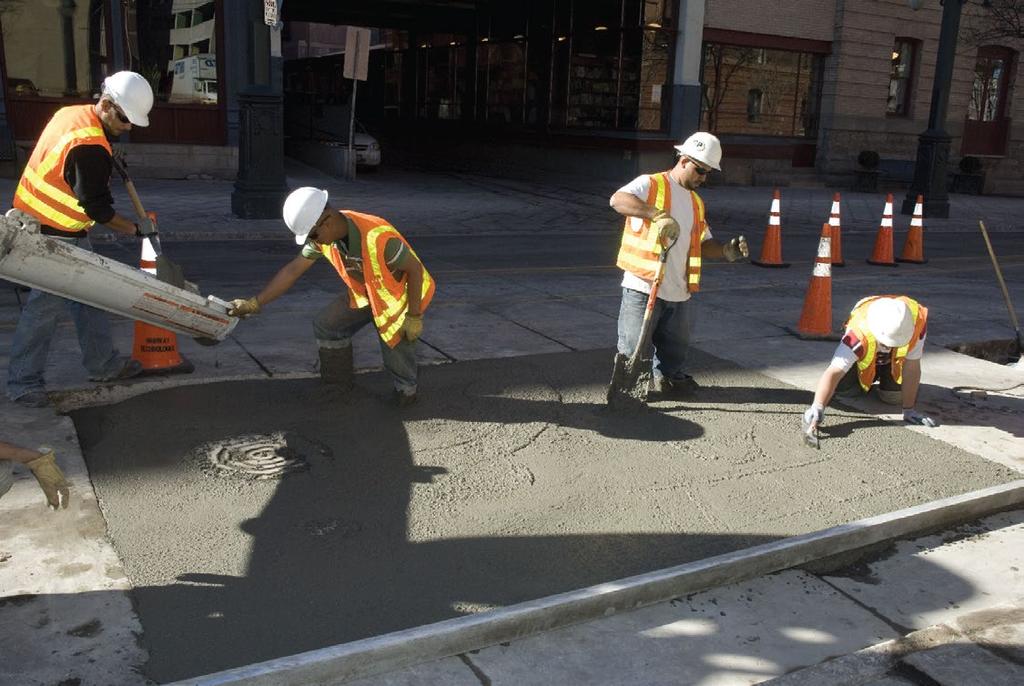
616;287;694;382
313;295;417;394
6;236;122;400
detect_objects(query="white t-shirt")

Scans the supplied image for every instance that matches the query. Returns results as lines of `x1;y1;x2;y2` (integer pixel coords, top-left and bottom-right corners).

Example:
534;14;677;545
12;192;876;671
615;174;711;302
829;330;926;373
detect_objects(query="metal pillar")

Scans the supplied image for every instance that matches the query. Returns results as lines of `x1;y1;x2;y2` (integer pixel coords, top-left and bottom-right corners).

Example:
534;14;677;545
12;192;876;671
59;0;79;97
902;0;966;218
231;91;288;218
668;0;706;141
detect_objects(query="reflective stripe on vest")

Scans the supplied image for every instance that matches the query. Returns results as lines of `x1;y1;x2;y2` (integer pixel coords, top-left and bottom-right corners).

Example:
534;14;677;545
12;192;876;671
615;172;706;292
846;295;928;391
318;210;436;348
12;105;111;233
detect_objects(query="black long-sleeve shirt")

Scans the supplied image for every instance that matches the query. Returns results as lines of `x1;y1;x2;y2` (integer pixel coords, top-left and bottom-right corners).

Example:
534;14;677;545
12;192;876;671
61;144;116;226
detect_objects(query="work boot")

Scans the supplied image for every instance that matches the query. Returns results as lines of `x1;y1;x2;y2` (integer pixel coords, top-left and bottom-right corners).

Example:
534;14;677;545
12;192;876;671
13;390;50;408
876;387;902;405
318;346;354;389
394;389;418;407
651;375;699;399
88;358;142;382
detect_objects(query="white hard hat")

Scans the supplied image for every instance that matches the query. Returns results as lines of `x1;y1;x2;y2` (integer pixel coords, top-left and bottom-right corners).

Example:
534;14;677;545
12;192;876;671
674;132;722;171
101;71;154;127
283;187;329;244
866;298;914;348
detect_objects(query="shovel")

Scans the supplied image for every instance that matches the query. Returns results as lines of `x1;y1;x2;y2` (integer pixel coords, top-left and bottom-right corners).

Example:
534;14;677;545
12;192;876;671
979;221;1022;365
110;155;196;293
607;245;672;410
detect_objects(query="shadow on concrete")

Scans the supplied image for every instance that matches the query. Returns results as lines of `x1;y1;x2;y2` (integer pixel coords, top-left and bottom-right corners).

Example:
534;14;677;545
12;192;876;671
920;382;1024;438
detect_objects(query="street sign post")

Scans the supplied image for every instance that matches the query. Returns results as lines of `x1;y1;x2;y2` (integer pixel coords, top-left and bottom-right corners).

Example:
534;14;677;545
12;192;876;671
344;27;371;180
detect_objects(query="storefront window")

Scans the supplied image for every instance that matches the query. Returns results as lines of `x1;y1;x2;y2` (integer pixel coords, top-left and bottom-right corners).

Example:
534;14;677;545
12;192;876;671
1;0;111;99
701;43;823;137
124;0;219;105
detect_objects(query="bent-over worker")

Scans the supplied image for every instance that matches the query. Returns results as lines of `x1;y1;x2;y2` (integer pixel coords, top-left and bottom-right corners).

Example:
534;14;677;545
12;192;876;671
803;295;937;443
229;187;435;406
6;71;158;408
609;131;749;398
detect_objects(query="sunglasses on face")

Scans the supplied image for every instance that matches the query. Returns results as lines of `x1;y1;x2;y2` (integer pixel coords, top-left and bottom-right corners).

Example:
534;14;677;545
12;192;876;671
308;213;330;241
689;160;709;175
112;107;130;124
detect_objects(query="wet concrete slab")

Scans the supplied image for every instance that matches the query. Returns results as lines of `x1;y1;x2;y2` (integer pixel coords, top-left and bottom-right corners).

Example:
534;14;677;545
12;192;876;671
69;349;1017;682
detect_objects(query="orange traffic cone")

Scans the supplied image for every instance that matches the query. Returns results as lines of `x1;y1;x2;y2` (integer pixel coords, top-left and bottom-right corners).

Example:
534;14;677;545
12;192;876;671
794;223;835;339
827;192;845;266
131;237;194;374
866;193;898;267
752;188;790;268
897;194;927;264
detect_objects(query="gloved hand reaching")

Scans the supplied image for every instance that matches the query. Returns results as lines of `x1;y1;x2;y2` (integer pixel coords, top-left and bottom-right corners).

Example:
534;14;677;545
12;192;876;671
650;210;680;246
135;216;158;238
401;313;423;342
903;408;938;427
26;451;70;510
724;235;749;262
802;404;824;432
229;297;261;318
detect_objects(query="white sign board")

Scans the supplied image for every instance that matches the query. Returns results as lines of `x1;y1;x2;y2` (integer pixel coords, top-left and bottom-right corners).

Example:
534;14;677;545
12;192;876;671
263;0;278;26
343;26;371;81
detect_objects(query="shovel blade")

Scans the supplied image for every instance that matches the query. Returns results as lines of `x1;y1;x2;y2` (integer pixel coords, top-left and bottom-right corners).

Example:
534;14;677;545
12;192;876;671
607;353;652;410
155;255;189;291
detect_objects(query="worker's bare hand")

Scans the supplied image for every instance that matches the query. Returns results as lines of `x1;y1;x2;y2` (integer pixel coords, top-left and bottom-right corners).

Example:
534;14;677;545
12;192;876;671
229;297;261;318
650;211;680;246
401;313;423;342
724;235;749;262
26;451;70;510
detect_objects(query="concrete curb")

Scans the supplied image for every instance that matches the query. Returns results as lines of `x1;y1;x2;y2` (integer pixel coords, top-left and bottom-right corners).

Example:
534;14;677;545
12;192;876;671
167;481;1024;686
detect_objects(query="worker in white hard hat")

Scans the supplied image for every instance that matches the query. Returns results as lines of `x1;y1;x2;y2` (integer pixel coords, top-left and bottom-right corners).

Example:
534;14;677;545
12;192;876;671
229;187;435;406
609;131;749;399
803;295;937;445
0;441;70;510
6;71;157;408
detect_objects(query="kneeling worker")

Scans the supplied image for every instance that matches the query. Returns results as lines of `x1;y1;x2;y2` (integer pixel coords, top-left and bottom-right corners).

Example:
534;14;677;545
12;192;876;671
803;295;936;446
230;188;434;406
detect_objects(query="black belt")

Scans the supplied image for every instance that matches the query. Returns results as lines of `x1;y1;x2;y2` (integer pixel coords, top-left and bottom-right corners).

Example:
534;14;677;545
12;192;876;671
40;225;88;239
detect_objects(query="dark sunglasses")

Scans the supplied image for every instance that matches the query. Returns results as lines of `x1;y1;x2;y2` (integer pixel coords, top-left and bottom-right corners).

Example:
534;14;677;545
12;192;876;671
690;160;709;175
308;213;330;241
112;107;130;124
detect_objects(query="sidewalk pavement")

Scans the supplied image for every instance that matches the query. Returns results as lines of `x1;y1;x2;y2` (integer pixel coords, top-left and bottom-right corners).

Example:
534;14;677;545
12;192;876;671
1;162;1023;685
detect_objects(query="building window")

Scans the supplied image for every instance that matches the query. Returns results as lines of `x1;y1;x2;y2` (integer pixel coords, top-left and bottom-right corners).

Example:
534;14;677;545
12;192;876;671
701;43;823;137
125;0;219;105
746;88;763;122
1;0;112;100
887;38;917;116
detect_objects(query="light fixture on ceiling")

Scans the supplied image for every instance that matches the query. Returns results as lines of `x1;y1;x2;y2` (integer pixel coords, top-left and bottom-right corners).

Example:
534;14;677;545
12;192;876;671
892;50;901;60
595;25;608;31
557;35;567;42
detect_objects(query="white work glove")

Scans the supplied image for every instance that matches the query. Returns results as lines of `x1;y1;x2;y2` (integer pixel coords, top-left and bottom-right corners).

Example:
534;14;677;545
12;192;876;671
650;210;680;246
724;235;749;262
903;409;938;427
802;404;824;432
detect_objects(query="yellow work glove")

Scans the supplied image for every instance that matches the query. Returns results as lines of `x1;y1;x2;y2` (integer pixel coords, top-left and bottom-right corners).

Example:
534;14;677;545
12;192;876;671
402;314;423;342
26;451;70;510
650;210;680;246
229;296;261;318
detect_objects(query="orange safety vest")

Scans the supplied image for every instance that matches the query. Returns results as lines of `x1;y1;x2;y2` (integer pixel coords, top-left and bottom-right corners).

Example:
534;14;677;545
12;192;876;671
846;295;928;391
615;171;707;292
316;210;436;348
13;104;112;234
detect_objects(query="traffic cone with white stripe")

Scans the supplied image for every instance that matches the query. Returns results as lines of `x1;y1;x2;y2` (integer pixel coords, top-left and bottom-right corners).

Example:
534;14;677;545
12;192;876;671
131;234;194;374
752;188;790;268
827;192;845;266
866;193;898;266
795;223;834;339
896;194;927;264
